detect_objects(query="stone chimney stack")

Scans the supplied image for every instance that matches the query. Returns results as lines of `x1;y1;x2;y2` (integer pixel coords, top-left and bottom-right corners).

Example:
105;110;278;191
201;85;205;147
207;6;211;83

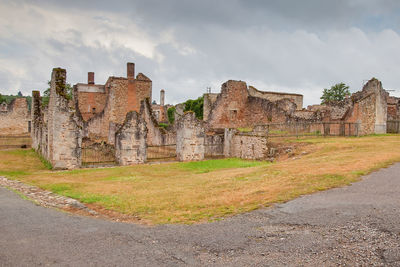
127;62;135;80
160;89;165;106
88;72;95;84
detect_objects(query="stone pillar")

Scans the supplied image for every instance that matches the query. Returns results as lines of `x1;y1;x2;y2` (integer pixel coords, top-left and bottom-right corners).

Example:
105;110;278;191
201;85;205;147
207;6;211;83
88;72;95;84
47;68;82;169
31;90;41;150
160;89;165;106
176;112;205;161
115;111;147;165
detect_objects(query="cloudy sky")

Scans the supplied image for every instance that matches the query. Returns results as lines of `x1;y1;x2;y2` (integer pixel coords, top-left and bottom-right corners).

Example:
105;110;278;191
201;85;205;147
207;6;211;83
1;0;400;106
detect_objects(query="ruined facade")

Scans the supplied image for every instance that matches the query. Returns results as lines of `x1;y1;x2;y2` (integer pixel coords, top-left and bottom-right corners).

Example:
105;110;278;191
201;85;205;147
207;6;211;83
204;80;301;129
77;63;152;144
204;78;392;135
0;98;30;135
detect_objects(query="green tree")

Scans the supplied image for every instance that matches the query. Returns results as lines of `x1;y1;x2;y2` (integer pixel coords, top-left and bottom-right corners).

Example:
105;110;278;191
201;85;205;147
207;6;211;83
321;83;350;104
0;93;5;103
17;91;23;97
183;96;203;120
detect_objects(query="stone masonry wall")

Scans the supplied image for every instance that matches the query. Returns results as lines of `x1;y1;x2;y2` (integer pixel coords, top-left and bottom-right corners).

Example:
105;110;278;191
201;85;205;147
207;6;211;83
344;78;388;135
248;86;303;110
203;93;219;121
176;112;205;161
76;84;107;121
224;129;268;160
206;80;296;129
0;98;30;135
115;111;147;165
141;99;176;146
47;68;83;169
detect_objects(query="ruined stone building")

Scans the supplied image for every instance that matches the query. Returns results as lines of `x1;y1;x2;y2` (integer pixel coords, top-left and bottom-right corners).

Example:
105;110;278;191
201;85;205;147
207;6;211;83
203;80;313;129
0;98;31;135
203;78;394;136
75;63;152;144
28;61;400;170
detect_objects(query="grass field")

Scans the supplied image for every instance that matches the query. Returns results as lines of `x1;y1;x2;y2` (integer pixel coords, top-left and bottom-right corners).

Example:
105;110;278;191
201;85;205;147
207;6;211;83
1;135;400;224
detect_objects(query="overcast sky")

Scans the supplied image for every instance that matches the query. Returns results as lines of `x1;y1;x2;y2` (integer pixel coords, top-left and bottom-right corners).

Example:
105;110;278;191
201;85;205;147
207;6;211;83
1;0;400;106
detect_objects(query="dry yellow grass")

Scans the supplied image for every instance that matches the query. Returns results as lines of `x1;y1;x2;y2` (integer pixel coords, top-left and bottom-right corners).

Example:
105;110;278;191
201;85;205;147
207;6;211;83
1;134;400;224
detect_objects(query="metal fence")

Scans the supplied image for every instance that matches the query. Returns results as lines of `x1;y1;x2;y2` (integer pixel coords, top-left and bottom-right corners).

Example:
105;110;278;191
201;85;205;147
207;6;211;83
147;144;177;161
263;122;360;139
387;121;400;133
0;135;31;150
81;143;116;167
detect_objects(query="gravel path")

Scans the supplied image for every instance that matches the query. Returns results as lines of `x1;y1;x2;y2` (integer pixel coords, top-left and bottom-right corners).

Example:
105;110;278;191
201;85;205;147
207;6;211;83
1;164;400;266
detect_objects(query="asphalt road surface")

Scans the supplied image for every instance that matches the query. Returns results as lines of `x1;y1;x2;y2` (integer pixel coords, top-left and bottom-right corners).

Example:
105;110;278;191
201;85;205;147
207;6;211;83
1;164;400;266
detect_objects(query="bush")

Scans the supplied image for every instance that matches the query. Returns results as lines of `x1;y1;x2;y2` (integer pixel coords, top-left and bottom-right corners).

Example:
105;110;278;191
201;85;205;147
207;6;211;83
167;107;176;124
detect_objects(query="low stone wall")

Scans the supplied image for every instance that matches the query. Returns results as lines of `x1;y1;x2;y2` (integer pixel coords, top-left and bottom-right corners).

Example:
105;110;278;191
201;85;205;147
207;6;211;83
115;111;147;165
224;129;268;160
176;112;205;161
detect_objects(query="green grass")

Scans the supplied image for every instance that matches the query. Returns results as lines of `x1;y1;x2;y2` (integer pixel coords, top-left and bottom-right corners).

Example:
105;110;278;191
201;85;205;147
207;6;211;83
180;158;267;173
237;127;253;133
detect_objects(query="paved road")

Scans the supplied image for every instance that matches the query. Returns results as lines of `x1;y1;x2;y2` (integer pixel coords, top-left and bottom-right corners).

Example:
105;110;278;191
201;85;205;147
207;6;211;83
1;164;400;266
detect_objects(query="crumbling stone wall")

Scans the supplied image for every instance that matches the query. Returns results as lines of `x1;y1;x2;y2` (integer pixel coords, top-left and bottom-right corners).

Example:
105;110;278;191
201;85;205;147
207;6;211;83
141;99;176;146
206;80;297;129
203;93;219;121
176;112;205;161
0;98;30;135
46;68;83;169
344;78;388;135
248;86;303;110
76;85;107;121
115;111;147;165
224;129;268;160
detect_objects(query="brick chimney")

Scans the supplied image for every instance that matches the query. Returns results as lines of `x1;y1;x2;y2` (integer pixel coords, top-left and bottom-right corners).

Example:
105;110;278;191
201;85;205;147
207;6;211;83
88;72;95;84
127;62;135;80
160;89;165;106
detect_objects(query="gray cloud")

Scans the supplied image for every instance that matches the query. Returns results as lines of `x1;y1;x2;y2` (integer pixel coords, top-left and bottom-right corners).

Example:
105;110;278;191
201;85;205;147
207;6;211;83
1;0;400;106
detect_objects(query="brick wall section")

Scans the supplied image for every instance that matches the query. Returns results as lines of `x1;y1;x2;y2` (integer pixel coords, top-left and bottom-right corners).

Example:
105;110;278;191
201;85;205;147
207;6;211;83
224;129;268;160
76;84;107;121
176;112;205;161
115;111;147;165
0;98;30;135
47;68;83;169
248;86;303;110
387;96;400;120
